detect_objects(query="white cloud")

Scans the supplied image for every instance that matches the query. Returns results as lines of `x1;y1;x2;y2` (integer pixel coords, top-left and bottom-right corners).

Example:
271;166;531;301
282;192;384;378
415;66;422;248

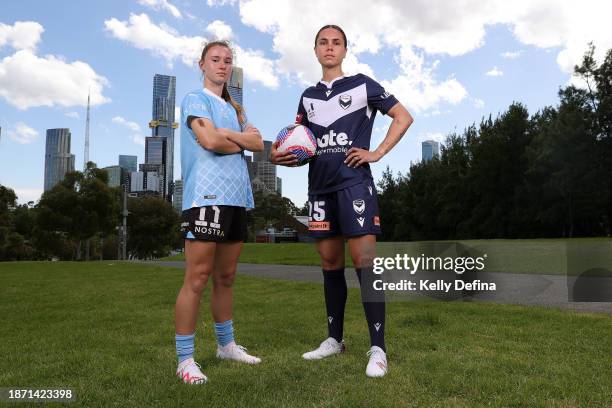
132;134;146;146
418;132;445;144
235;0;612;110
104;13;203;68
486;66;504;77
112;116;141;132
0;50;110;110
0;22;110;110
501;50;522;59
65;111;80;119
13;188;43;205
207;0;237;6
206;20;233;40
473;98;485;108
0;21;43;51
105;13;279;88
7;122;38;144
112;116;146;146
381;47;468;113
138;0;182;18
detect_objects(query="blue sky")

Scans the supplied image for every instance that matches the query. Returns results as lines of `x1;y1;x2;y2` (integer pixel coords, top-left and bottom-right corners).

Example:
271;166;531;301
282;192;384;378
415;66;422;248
1;0;610;207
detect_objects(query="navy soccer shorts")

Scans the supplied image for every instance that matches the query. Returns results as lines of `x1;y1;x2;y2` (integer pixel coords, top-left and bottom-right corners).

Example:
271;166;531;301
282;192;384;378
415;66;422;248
307;180;381;238
181;205;247;242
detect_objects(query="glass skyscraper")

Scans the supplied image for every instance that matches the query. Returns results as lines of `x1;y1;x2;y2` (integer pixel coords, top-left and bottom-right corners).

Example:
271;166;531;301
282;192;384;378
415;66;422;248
149;74;177;201
422;140;441;162
227;67;243;106
44;128;75;191
119;155;137;172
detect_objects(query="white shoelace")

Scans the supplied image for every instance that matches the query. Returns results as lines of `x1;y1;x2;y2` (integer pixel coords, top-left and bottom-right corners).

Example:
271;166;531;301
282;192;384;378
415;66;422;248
366;348;385;359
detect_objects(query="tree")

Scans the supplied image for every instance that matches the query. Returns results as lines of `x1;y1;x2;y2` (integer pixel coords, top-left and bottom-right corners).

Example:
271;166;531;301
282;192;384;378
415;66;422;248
127;196;180;259
34;162;118;260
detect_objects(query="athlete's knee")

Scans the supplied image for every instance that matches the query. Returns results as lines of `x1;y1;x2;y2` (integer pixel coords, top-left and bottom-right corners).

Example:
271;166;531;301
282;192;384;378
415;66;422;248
213;267;236;288
186;264;212;294
318;250;343;269
351;248;376;269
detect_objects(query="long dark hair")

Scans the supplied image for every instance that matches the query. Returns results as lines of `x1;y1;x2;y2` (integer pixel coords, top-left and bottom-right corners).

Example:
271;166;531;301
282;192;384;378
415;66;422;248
200;40;245;126
314;25;348;48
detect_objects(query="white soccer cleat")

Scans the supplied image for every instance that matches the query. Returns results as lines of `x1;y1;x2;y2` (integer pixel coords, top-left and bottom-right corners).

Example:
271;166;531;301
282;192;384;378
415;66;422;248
216;343;262;365
365;346;388;378
302;337;345;360
176;358;208;384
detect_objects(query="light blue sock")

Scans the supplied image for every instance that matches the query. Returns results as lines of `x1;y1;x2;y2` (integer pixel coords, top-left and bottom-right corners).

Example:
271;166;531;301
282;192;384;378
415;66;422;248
176;333;195;363
214;320;234;347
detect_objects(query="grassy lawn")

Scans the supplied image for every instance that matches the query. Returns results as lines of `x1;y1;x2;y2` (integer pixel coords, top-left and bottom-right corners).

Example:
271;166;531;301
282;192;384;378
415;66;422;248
1;262;611;407
162;238;612;276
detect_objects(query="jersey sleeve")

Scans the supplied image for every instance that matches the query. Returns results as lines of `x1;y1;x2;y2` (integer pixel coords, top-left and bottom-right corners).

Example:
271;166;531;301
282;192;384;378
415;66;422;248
295;94;310;128
181;93;213;128
364;75;399;115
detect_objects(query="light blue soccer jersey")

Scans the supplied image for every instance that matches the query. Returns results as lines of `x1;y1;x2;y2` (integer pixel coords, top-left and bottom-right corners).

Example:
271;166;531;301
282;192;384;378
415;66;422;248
180;88;254;211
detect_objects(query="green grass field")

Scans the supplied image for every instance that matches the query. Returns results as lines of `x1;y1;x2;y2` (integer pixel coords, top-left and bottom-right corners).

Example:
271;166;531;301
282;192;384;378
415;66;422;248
1;261;611;407
162;238;612;276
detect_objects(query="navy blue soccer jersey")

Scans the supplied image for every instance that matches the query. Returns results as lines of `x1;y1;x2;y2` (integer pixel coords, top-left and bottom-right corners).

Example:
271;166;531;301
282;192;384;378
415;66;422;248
296;74;399;195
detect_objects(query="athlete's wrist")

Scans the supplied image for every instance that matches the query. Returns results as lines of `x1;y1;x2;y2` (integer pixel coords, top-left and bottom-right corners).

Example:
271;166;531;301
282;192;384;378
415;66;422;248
373;148;386;160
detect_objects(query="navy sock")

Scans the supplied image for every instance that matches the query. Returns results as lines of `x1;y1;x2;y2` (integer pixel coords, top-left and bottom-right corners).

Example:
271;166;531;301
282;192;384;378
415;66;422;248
323;268;347;343
356;267;386;352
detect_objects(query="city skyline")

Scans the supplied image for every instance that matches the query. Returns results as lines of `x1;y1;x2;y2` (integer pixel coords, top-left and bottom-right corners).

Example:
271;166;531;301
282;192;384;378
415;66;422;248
2;1;611;207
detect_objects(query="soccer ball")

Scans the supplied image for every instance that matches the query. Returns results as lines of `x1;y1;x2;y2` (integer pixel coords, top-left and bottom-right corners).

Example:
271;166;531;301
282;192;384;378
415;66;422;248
275;124;317;166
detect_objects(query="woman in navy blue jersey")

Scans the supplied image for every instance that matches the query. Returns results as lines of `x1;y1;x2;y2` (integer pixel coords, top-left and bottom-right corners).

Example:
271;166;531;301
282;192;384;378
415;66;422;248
271;25;413;378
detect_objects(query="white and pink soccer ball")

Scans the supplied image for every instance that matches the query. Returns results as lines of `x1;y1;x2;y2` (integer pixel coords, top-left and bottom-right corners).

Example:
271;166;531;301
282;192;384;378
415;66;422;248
275;124;317;166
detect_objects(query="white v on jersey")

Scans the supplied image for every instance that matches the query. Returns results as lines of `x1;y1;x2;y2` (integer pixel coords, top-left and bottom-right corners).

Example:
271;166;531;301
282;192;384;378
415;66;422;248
296;74;398;195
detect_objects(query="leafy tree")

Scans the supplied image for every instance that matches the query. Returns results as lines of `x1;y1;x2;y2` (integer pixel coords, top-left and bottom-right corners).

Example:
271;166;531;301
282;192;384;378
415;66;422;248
127;196;180;259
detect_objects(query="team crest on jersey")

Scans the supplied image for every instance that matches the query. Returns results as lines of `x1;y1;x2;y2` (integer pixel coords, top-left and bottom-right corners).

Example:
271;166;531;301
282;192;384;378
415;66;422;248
339;94;352;109
353;199;365;214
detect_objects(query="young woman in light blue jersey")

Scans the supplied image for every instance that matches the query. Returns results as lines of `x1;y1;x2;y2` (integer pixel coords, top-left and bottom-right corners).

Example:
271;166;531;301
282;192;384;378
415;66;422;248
174;40;264;384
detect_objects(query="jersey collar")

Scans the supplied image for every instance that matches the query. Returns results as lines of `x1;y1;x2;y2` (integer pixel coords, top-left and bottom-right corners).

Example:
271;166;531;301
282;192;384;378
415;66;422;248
203;87;226;104
319;75;345;89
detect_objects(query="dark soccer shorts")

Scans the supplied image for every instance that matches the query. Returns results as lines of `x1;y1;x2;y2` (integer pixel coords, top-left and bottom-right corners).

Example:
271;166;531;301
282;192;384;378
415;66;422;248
181;205;247;242
307;180;381;238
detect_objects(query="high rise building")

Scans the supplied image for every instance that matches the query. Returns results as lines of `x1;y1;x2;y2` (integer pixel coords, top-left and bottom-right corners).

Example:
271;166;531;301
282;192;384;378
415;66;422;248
130;171;144;192
44;128;75;191
173;179;183;213
139;163;164;193
254;140;273;163
422;140;440;162
149;74;177;201
251;140;282;195
119;155;137;172
144;136;166;194
276;177;282;196
102;165;128;188
227;67;243;106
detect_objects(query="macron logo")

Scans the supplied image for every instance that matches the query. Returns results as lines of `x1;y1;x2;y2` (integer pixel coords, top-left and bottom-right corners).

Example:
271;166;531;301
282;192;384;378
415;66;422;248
374;322;382;332
328;316;333;324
